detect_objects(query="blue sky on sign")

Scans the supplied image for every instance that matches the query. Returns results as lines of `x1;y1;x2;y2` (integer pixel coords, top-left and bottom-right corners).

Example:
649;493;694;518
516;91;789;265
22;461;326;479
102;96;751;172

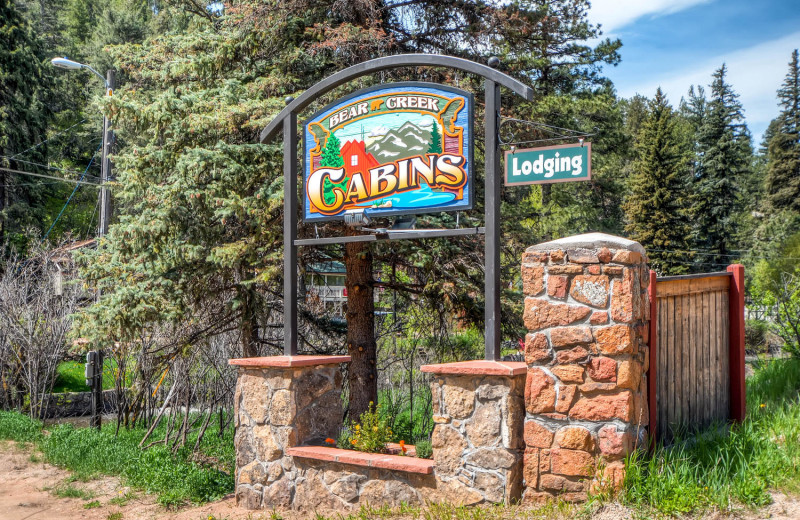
589;0;800;145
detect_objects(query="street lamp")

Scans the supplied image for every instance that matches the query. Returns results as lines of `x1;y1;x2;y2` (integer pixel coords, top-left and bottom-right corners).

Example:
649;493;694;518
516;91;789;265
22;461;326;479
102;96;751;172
51;57;114;237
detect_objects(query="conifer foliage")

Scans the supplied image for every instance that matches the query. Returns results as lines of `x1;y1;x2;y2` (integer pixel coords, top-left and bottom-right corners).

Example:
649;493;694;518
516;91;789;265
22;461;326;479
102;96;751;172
624;89;692;275
691;65;753;266
765;50;800;213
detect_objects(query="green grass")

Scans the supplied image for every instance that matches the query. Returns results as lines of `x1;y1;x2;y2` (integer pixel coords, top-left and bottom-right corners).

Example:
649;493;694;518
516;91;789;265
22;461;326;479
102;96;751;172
84;500;102;509
51;360;123;393
0;411;234;507
621;357;800;516
51;482;97;500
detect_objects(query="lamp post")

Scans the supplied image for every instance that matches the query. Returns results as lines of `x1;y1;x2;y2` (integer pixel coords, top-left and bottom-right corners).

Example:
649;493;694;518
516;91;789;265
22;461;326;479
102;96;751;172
51;58;114;237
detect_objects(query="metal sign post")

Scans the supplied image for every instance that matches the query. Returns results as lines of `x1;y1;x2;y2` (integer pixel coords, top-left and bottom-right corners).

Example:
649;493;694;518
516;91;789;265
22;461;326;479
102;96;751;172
260;54;533;361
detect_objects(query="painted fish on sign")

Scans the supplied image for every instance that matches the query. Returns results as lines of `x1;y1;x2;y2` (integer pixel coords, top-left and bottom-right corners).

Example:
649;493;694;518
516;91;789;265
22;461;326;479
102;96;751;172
504;142;591;186
302;82;474;222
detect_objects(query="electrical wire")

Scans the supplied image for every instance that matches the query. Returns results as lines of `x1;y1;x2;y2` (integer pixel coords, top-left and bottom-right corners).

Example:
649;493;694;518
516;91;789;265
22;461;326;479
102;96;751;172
0;155;102;179
42;144;103;242
0;167;102;187
7;119;88;159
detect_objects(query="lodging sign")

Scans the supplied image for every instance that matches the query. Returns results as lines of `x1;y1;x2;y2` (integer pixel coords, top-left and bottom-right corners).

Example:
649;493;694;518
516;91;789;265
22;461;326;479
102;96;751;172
504;142;591;186
303;82;473;222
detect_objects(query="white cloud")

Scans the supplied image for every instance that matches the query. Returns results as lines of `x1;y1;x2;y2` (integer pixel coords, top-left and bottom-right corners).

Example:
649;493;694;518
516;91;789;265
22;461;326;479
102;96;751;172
589;0;713;33
621;31;800;143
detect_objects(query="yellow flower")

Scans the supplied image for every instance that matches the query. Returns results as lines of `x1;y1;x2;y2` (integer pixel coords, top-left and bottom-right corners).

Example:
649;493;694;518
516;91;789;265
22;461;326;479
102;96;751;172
760;403;766;408
373;427;378;432
355;424;360;430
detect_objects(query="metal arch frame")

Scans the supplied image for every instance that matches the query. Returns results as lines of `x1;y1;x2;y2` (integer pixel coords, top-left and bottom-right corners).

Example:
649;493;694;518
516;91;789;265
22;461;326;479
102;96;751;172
261;53;534;360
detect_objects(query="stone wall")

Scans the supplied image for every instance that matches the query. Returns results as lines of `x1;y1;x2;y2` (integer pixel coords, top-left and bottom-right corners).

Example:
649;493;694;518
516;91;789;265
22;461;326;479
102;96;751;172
41;389;119;418
520;233;649;503
428;365;526;504
234;360;344;508
232;357;528;511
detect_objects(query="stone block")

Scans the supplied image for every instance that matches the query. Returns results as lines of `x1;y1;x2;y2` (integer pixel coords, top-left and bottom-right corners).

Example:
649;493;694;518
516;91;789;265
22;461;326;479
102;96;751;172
239;461;267;485
590;311;609;324
586;357;616;382
550;326;593;348
466;447;517;470
555;346;590;364
523;448;540;488
550;250;565;262
466;402;502;447
567;248;599;263
597;247;612;263
611;269;640;323
578;382;618;393
593;461;626;492
611;250;643;264
551;365;584;383
570;275;609;308
236;486;263;509
550;448;595;477
554;385;577;414
540;474;587;493
524;421;554;448
555;427;595;451
595;325;636;355
523;299;592;331
547;265;584;275
597;425;634;458
433;425;467;476
475;471;504;503
270;389;293;426
522;265;545;296
295;369;335;410
239;371;271;424
253;424;283;461
523;251;549;264
570;391;633;422
616;359;641;390
587;264;601;275
602;265;623;276
525;368;556;413
547;275;569;299
443;379;476;419
524;333;551;364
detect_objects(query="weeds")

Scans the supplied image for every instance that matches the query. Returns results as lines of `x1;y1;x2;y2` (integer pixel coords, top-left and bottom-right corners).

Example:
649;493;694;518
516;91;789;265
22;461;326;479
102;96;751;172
621;357;800;515
107;512;123;520
52;482;96;500
84;500;102;509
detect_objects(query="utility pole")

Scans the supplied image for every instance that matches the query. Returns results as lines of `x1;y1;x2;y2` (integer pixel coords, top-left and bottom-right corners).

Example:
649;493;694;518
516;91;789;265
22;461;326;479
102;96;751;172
99;69;114;237
85;350;104;429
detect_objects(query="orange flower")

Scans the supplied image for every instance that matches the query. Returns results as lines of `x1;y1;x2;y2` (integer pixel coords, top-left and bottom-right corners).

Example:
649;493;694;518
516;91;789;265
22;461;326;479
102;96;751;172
325;438;336;445
399;440;407;453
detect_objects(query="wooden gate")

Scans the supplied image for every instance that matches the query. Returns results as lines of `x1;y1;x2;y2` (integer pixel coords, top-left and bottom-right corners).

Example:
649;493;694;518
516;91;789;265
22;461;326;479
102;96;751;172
647;266;746;442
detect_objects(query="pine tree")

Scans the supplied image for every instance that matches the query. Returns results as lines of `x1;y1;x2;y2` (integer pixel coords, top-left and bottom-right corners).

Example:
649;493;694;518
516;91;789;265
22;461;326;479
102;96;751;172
690;65;753;268
427;122;442;154
320;133;346;205
765;49;800;212
624;89;692;274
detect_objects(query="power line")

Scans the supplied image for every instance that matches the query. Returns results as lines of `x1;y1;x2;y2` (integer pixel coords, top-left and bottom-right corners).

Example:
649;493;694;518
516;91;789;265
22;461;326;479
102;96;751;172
8;119;88;159
0;167;102;187
42;144;103;242
0;155;102;179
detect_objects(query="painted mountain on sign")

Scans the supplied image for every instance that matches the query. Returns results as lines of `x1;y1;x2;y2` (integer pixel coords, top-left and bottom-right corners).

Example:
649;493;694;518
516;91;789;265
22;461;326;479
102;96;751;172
366;121;433;161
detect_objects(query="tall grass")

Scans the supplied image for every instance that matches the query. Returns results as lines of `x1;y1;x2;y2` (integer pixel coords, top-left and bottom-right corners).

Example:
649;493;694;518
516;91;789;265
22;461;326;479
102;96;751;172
0;411;234;507
621;357;800;515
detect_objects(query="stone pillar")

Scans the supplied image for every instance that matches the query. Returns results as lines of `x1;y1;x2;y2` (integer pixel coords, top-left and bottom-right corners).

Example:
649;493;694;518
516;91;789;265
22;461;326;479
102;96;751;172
423;361;527;504
230;355;349;509
520;233;649;503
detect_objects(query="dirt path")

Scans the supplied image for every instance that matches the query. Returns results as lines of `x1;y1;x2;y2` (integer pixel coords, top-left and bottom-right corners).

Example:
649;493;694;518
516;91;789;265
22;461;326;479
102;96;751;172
2;440;799;520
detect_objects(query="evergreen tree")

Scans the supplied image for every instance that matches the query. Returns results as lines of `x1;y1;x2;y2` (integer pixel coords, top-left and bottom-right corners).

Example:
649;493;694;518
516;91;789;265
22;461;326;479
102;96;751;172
624;89;692;274
765;49;800;212
427;122;442;154
320;133;344;168
690;65;753;268
0;0;53;251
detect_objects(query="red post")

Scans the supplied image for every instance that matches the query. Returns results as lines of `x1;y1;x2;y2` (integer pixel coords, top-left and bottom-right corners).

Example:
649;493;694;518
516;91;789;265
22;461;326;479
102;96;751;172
647;270;658;445
727;264;746;423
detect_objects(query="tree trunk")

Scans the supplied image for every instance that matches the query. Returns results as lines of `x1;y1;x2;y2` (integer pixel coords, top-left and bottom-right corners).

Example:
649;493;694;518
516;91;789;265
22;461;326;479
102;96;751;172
239;271;259;357
344;228;377;421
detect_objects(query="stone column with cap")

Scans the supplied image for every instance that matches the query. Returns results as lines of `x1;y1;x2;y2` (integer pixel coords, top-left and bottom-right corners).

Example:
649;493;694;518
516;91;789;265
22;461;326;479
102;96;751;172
520;233;649;503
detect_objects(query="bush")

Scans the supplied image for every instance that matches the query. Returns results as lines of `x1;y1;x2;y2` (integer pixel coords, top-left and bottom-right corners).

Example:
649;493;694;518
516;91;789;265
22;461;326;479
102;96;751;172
350;402;393;454
745;319;770;354
414;439;432;459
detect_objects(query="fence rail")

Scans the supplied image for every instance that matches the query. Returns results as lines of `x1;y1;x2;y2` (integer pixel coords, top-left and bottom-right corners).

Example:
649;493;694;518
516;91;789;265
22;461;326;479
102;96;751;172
648;265;746;442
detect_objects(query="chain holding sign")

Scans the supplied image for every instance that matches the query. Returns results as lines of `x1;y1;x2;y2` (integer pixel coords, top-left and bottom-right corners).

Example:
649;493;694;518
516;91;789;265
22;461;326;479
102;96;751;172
504;142;591;186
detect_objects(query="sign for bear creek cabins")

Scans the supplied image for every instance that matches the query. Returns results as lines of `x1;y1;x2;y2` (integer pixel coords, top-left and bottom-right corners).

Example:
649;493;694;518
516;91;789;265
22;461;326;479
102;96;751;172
303;82;473;222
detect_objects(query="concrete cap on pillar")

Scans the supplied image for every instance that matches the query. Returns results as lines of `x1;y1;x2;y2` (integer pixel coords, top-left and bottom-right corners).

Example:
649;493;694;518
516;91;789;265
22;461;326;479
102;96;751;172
526;232;645;255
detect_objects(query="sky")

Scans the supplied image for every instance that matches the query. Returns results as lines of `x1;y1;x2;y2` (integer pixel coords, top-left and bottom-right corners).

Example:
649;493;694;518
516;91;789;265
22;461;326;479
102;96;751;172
589;0;800;145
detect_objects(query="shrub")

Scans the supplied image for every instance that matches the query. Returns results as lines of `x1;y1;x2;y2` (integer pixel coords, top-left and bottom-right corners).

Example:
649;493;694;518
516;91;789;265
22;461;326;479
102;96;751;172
414;439;432;459
745;319;770;353
350;402;393;454
0;411;43;443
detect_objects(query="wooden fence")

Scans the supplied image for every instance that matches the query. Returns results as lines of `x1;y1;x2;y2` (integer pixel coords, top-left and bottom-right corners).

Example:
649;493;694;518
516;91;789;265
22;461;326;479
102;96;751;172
647;265;746;442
